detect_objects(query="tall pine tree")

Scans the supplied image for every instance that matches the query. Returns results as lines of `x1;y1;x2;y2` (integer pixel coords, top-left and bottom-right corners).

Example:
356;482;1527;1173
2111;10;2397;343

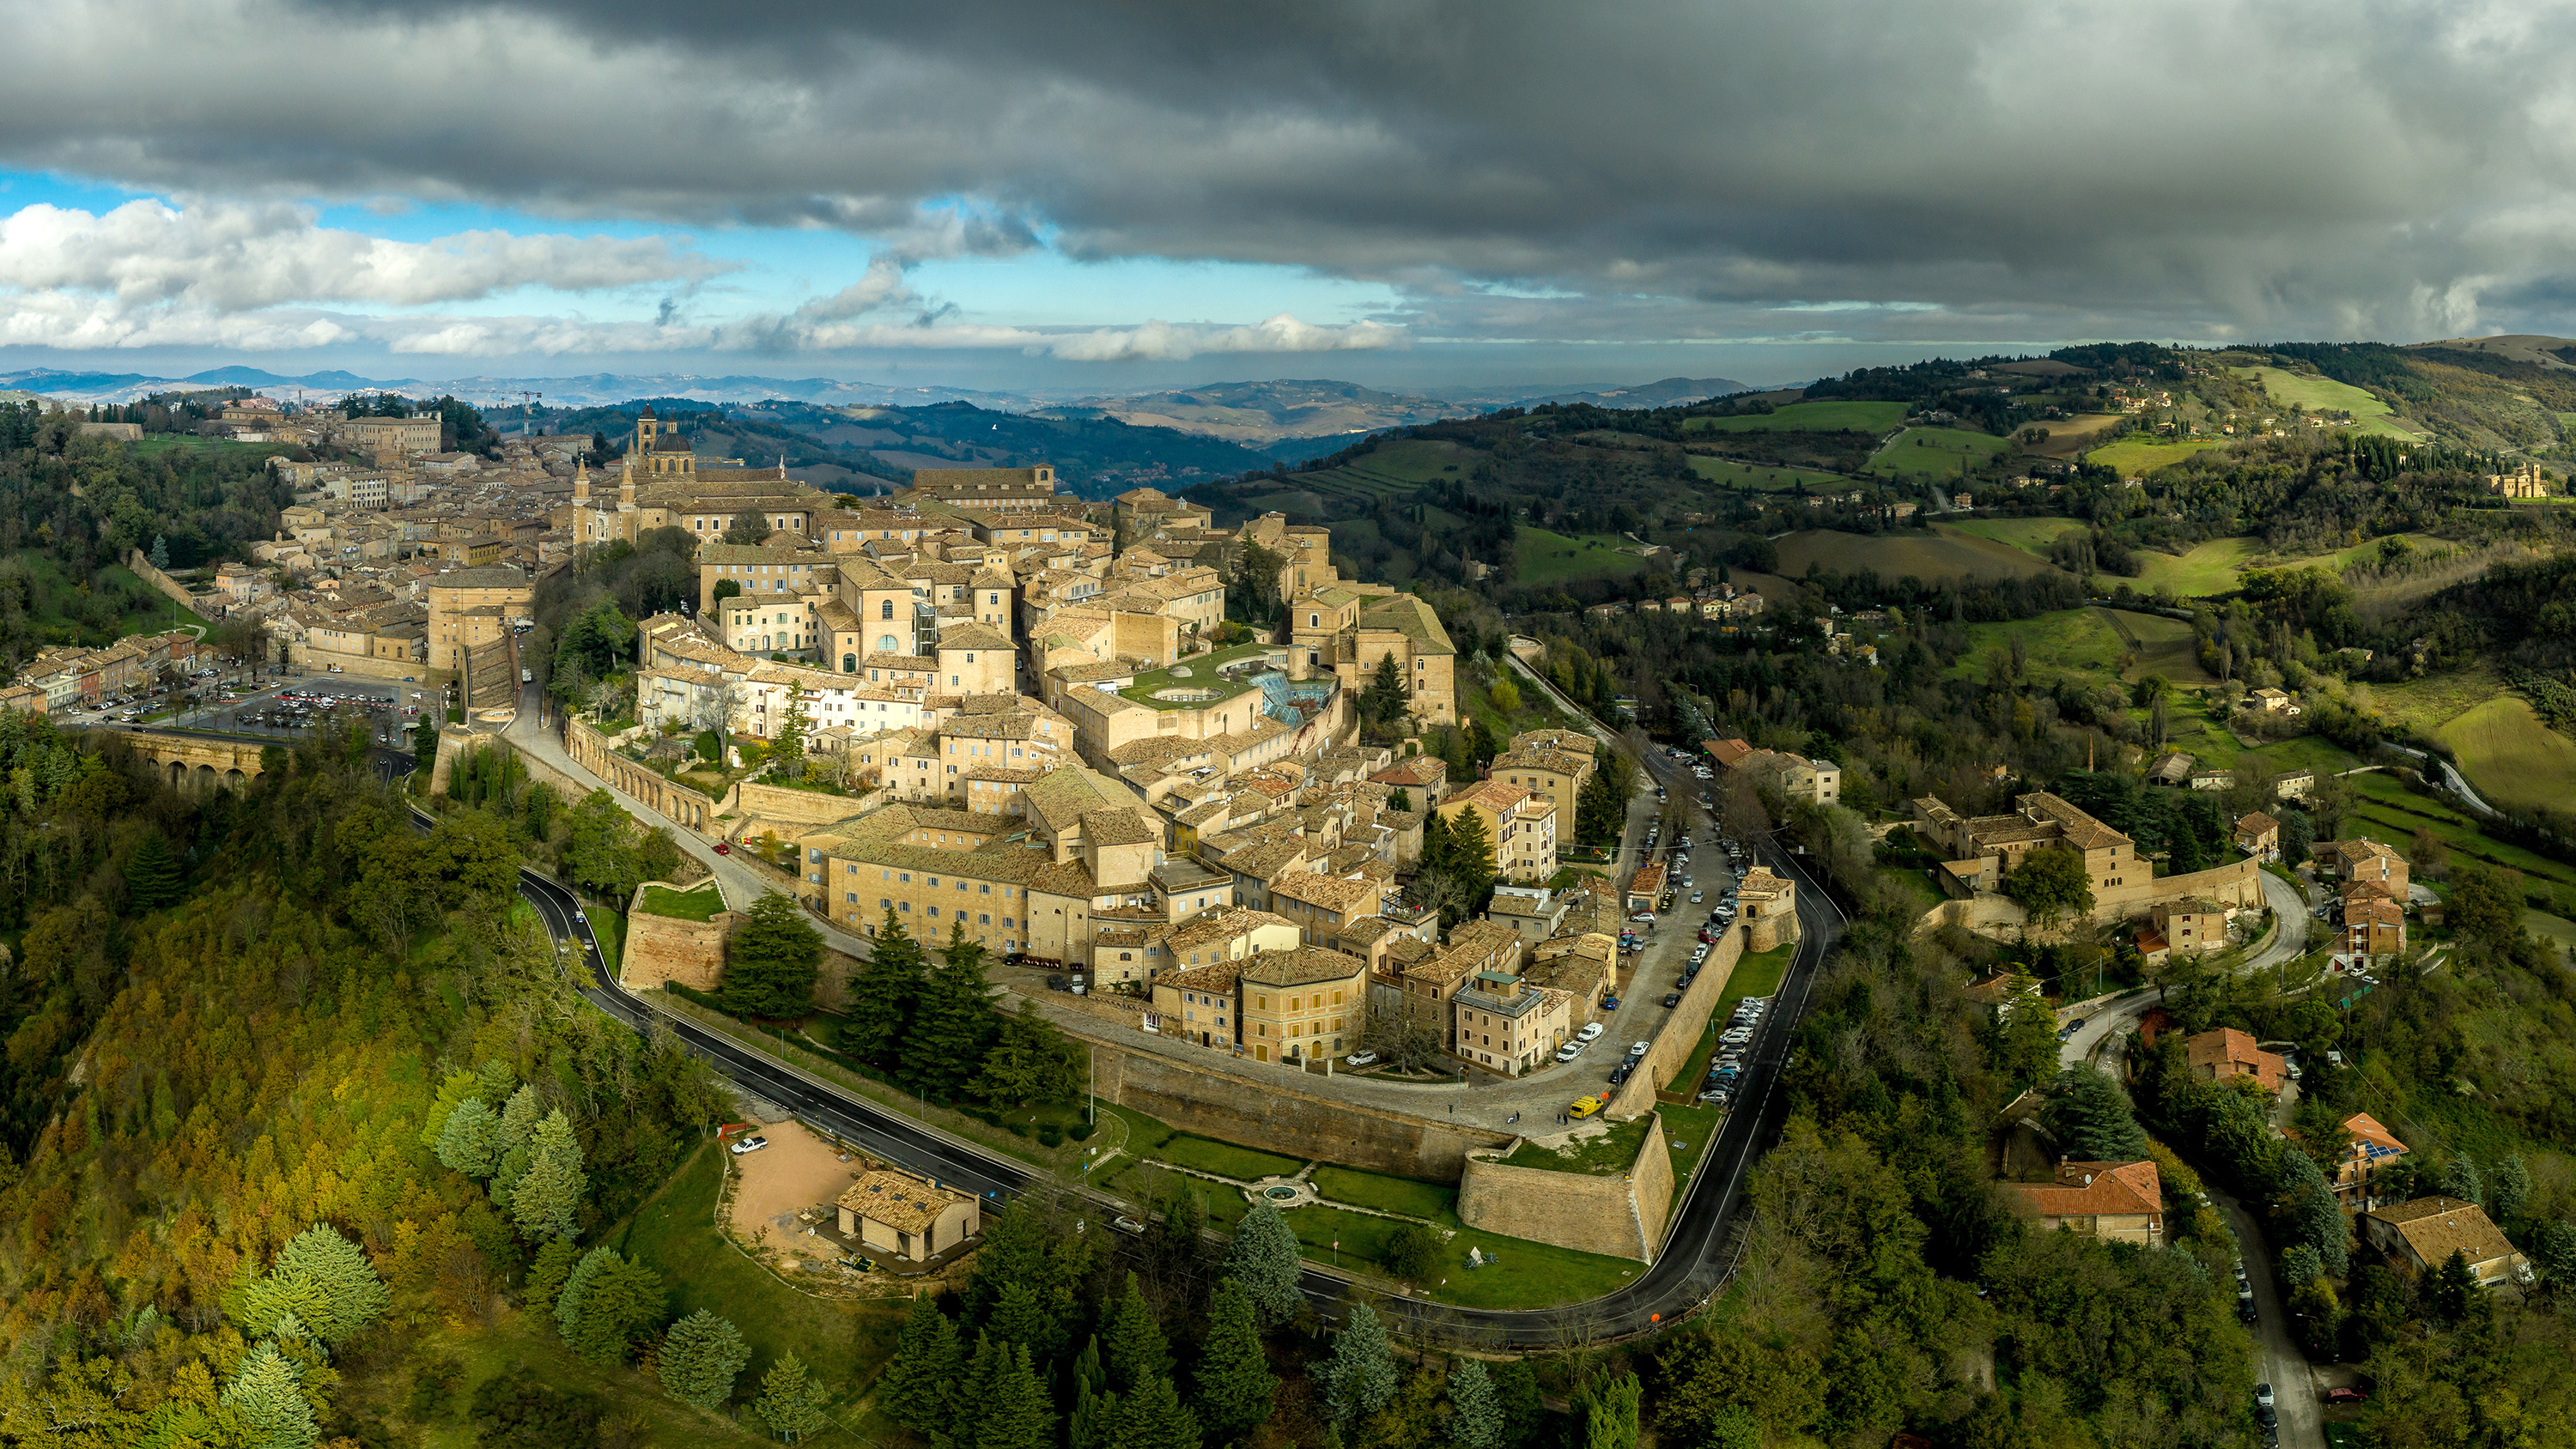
125;832;182;912
657;1309;750;1410
1321;1304;1395;1424
1103;1273;1171;1393
1192;1280;1277;1444
510;1108;587;1240
878;1294;960;1431
221;1344;319;1449
1447;1360;1503;1449
1102;1373;1199;1449
907;925;1000;1097
722;891;825;1019
842;908;927;1065
1224;1201;1303;1327
753;1352;832;1442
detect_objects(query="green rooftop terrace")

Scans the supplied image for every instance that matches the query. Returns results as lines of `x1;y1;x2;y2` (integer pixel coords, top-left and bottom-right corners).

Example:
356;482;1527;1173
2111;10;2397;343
1117;641;1279;711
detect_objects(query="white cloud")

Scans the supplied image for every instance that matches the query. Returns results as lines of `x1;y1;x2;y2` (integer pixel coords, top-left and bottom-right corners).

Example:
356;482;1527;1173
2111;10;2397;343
0;198;726;310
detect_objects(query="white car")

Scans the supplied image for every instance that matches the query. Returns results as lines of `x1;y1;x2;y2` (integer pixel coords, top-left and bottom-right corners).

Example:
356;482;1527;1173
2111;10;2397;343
1344;1052;1379;1067
1627;1040;1652;1058
1554;1042;1583;1063
727;1135;769;1155
1577;1022;1605;1042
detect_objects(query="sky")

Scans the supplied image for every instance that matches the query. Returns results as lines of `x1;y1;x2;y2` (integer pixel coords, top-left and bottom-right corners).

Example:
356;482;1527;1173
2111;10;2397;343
6;0;2576;397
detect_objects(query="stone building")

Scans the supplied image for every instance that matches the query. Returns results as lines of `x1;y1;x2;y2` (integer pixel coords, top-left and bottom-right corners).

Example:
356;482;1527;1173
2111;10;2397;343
2006;1159;2165;1246
835;1168;981;1264
1735;867;1800;951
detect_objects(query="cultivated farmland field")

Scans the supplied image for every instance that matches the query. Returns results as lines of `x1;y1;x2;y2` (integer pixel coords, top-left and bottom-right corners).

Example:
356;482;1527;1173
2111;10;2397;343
1947;608;2129;683
2435;694;2576;815
1687;457;1847;492
1515;525;1651;585
2019;413;2129;458
1686;400;1906;433
2111;609;2220;687
2129;537;2264;596
1947;517;2085;554
1771;525;2067;581
2236;366;2421;440
2086;437;2230;476
1868;427;2014;482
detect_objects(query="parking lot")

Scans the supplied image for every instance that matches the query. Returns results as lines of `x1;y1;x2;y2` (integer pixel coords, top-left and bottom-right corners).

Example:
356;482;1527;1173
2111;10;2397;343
60;664;446;748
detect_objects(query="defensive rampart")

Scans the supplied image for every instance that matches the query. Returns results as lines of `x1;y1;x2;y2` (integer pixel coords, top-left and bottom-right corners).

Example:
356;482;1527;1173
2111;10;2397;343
1456;1113;1674;1262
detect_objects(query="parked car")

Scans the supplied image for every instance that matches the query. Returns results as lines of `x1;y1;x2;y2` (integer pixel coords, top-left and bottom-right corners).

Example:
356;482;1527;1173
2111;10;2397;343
1662;992;1682;1007
1599;995;1620;1010
1607;1063;1632;1085
2325;1388;2368;1405
1344;1052;1379;1067
1112;1216;1148;1235
727;1135;769;1155
1690;890;1705;904
2255;1384;2275;1410
1577;1022;1605;1041
1554;1042;1583;1063
714;841;732;854
1698;1088;1729;1106
1628;1040;1652;1058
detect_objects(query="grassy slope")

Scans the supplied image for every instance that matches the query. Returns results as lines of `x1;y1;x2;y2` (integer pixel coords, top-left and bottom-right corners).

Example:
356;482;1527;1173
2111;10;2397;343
1686;456;1848;492
1685;400;1905;433
1514;525;1651;585
1868;427;2014;482
639;883;726;920
1946;517;2085;552
2436;694;2576;815
2129;537;2264;597
1947;609;2130;685
2236;366;2421;440
2086;437;2231;475
1772;525;2067;580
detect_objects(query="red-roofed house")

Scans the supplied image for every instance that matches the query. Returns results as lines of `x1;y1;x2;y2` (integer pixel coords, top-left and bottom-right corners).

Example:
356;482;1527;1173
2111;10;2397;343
2184;1028;2287;1094
1704;737;1753;769
2234;812;2280;862
2007;1159;2166;1246
1626;862;1667;912
2330;1112;2409;1208
2343;894;2405;959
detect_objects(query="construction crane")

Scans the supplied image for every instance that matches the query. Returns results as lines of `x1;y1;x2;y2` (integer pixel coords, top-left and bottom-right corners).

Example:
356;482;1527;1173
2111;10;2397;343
519;390;543;436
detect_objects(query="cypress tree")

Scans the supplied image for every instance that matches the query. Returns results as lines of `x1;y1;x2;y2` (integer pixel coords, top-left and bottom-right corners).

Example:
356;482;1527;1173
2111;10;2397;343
1321;1304;1395;1424
434;1095;502;1178
842;908;926;1065
1224;1201;1304;1327
2040;1066;2147;1161
510;1108;587;1241
125;832;182;912
417;1071;483;1150
1103;1273;1170;1394
754;1352;833;1442
878;1294;960;1431
1192;1280;1277;1445
657;1309;751;1410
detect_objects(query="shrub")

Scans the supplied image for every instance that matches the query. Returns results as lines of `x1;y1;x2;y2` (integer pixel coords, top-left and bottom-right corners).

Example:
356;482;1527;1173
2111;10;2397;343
1038;1125;1064;1147
1068;1122;1097;1142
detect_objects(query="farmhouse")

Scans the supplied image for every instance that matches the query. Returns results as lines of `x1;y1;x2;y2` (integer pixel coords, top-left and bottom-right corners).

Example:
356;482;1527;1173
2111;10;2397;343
835;1168;981;1264
2005;1159;2165;1247
2362;1197;2530;1288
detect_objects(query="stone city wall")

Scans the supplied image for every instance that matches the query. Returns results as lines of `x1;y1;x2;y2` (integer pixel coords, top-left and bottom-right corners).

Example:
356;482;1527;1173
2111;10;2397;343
620;881;738;991
733;779;866;829
1608;920;1747;1120
2095;856;2264;919
126;549;224;621
1455;1113;1673;1262
1084;1035;1511;1181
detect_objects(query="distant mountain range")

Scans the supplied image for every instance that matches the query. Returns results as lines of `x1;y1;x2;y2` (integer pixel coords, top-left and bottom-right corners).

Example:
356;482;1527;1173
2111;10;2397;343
0;366;1759;441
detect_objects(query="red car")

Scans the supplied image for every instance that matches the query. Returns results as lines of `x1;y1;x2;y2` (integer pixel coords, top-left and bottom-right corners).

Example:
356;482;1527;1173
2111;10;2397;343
714;841;732;854
2325;1388;2368;1405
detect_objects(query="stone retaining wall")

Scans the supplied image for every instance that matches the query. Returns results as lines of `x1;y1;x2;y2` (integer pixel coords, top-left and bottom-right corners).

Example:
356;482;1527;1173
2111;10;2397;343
1455;1113;1673;1262
1084;1034;1511;1181
734;779;868;828
565;717;722;832
125;549;223;621
622;880;738;991
1607;920;1747;1120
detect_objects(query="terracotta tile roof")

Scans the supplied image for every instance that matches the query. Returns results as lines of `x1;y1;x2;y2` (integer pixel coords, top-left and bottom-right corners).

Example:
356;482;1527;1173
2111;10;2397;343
2368;1197;2524;1273
2184;1028;2285;1092
838;1168;972;1234
2236;811;2279;835
2342;1113;2407;1158
2008;1158;2163;1220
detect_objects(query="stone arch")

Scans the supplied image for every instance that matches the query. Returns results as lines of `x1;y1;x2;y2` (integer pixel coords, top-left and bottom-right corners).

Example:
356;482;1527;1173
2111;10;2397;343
227;769;246;789
842;653;856;673
169;760;185;790
195;763;217;791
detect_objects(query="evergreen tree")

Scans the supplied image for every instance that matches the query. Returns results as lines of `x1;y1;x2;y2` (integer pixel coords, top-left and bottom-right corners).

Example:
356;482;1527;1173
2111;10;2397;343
1103;1273;1171;1394
496;1083;542;1152
1580;1372;1640;1449
558;1249;664;1365
988;1280;1063;1362
1070;1337;1109;1449
657;1309;751;1410
238;1225;392;1349
1321;1304;1396;1423
2444;1153;2486;1210
1103;1373;1199;1449
510;1108;587;1241
907;925;1000;1097
722;891;825;1018
2427;1248;2480;1324
1388;785;1413;813
222;1343;319;1449
2041;1066;2148;1161
878;1294;960;1431
976;1342;1055;1449
149;533;169;570
2534;1219;2576;1292
555;1246;612;1338
1224;1200;1304;1326
769;682;812;764
125;832;182;912
1448;1360;1503;1449
842;909;926;1064
752;1352;832;1443
434;1095;503;1178
1193;1280;1278;1446
972;1000;1080;1107
2489;1153;2531;1222
523;1237;581;1319
418;1071;484;1150
1492;1360;1544;1447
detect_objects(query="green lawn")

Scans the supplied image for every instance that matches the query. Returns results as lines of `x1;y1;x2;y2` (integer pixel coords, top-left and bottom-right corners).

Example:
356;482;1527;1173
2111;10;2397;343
2235;366;2421;440
2128;537;2265;597
1118;640;1268;711
639;883;726;920
1868;427;2014;482
612;1143;907;1425
2435;694;2576;816
2085;437;2230;476
1513;525;1651;585
1946;517;2085;553
418;1309;791;1448
1686;400;1905;433
1718;942;1795;1015
1947;608;2129;684
1151;1132;1308;1181
1657;1102;1726;1197
1502;1113;1655;1175
1431;1223;1644;1310
1309;1166;1460;1223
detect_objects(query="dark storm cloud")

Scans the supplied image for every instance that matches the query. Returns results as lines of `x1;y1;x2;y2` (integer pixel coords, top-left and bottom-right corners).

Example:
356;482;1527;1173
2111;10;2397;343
8;0;2576;343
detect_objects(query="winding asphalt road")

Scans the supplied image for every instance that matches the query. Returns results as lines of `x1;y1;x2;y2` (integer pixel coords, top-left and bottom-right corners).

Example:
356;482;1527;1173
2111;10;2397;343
418;757;1849;1343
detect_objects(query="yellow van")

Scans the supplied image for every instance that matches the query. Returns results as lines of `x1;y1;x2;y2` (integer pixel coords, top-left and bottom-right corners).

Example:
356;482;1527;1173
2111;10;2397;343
1568;1095;1605;1119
